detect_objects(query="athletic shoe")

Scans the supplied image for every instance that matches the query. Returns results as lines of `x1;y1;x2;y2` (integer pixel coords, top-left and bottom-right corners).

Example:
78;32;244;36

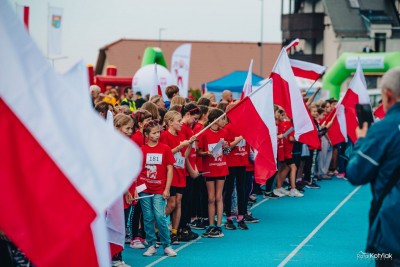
244;214;259;223
124;236;131;244
336;173;348;180
209;226;224;238
112;260;131;267
189;218;205;230
272;189;285;197
130;237;145;249
237;220;249;230
275;187;290;196
155;232;161;248
170;233;180;245
263;191;280;199
178;228;199;241
224;219;237;230
202;226;214;237
289;188;304;197
164;246;177;257
305;182;320;189
296;186;305;193
319;174;332;180
249;194;257;203
143;246;157;257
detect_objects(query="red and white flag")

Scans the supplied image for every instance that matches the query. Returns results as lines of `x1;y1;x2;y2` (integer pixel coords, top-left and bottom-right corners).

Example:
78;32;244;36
289;59;326;81
171;43;191;98
202;83;208;95
325;105;347;146
16;4;29;30
150;63;163;97
340;59;371;143
227;79;277;184
0;3;142;266
285;38;299;52
270;48;320;149
374;103;385;119
240;59;253;100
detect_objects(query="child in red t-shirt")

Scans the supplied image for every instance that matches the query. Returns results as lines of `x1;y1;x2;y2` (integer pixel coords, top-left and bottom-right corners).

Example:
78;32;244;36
131;109;152;146
159;111;195;245
198;108;229;238
138;120;177;257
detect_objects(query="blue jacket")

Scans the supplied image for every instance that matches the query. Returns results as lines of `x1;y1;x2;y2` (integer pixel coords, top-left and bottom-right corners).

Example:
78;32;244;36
347;102;400;257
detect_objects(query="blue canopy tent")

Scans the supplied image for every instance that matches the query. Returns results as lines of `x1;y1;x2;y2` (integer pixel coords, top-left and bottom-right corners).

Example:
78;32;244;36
202;71;264;101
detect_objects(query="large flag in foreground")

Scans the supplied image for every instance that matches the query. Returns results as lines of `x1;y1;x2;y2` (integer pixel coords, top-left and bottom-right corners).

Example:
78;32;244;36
289;59;326;81
340;59;371;143
16;4;29;30
227;79;277;184
270;48;320;149
171;43;191;98
0;2;142;266
240;59;253;100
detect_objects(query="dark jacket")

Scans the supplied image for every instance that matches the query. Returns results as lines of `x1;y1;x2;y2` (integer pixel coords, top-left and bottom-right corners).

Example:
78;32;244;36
346;102;400;257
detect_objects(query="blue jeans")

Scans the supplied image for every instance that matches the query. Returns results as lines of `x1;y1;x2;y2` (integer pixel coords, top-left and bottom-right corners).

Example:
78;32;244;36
139;193;171;248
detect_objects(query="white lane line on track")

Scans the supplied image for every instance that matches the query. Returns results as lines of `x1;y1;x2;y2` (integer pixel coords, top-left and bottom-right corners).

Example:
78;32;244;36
277;186;361;267
146;197;269;266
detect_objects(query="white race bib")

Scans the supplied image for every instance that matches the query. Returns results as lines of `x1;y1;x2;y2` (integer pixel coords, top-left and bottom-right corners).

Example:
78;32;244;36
146;153;163;165
174;152;185;168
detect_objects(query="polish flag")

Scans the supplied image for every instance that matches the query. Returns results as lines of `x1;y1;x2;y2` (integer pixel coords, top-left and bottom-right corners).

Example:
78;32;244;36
285;38;299;52
340;59;371;143
240;59;253;100
0;3;142;267
270;48;320;149
325;105;347;146
16;4;29;30
202;83;208;95
289;59;326;81
374;103;385;119
150;63;163;97
227;79;277;184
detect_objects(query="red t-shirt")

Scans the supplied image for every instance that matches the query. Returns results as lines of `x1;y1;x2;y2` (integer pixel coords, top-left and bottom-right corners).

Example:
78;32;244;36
193;122;204;172
281;120;294;160
131;131;145;146
137;142;175;194
198;128;229;177
245;144;254;172
160;130;187;187
225;123;249;167
180;123;197;172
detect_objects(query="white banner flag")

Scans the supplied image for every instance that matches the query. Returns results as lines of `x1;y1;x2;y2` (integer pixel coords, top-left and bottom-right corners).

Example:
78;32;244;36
48;6;63;56
171;43;191;98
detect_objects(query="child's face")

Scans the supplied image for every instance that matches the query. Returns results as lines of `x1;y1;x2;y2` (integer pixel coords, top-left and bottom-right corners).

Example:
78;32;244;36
311;108;318;119
217;116;227;129
147;126;161;142
120;121;134;137
170;115;182;131
187;113;200;126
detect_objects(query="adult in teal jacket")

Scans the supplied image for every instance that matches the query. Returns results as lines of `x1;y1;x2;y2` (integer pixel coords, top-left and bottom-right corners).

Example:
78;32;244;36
347;67;400;266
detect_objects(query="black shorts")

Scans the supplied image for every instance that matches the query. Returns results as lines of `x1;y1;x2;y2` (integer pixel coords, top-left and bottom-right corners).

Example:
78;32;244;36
205;176;226;182
170;186;185;196
279;158;295;165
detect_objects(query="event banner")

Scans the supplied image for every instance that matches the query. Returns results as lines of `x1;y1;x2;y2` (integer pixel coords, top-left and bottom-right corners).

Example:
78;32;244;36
171;43;191;98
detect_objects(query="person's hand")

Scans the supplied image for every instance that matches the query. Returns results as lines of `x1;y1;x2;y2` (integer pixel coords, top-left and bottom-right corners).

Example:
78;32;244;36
189;136;197;144
162;189;170;199
134;190;139;200
180;140;191;148
277;134;284;139
124;192;133;205
356;122;368;139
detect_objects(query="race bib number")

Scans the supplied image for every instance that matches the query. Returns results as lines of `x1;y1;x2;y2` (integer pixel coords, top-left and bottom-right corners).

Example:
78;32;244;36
146;153;163;165
174;152;185;168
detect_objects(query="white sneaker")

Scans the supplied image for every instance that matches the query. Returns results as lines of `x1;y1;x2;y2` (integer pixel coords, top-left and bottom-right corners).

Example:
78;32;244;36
289;188;304;197
112;261;131;267
276;187;290;196
273;189;285;197
164;246;177;257
143;246;157;256
130;238;145;249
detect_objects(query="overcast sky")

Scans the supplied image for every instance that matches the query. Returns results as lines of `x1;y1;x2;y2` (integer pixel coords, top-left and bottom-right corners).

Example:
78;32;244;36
9;0;282;72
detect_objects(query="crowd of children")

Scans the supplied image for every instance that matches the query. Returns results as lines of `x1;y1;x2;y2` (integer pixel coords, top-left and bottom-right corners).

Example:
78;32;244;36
91;85;353;267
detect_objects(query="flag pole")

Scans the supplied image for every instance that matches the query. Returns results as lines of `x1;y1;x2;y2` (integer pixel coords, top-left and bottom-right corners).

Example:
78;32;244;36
304;78;319;95
193;112;226;138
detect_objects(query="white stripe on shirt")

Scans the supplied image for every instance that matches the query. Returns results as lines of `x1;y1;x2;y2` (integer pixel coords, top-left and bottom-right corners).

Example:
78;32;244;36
358;150;379;166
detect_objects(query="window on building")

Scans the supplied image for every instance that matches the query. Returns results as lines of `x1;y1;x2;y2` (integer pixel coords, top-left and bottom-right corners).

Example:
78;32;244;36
375;33;386;52
348;0;360;8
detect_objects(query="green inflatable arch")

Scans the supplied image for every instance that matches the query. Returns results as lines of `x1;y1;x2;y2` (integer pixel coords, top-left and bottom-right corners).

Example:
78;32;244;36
141;47;168;68
322;52;400;99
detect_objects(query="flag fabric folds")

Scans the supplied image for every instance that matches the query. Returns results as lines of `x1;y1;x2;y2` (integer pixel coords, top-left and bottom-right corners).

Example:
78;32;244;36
227;79;277;184
340;59;371;143
285;38;299;52
171;43;192;98
0;2;142;266
240;59;254;100
270;48;320;149
325;105;347;146
289;59;326;81
374;103;385;119
48;6;63;56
